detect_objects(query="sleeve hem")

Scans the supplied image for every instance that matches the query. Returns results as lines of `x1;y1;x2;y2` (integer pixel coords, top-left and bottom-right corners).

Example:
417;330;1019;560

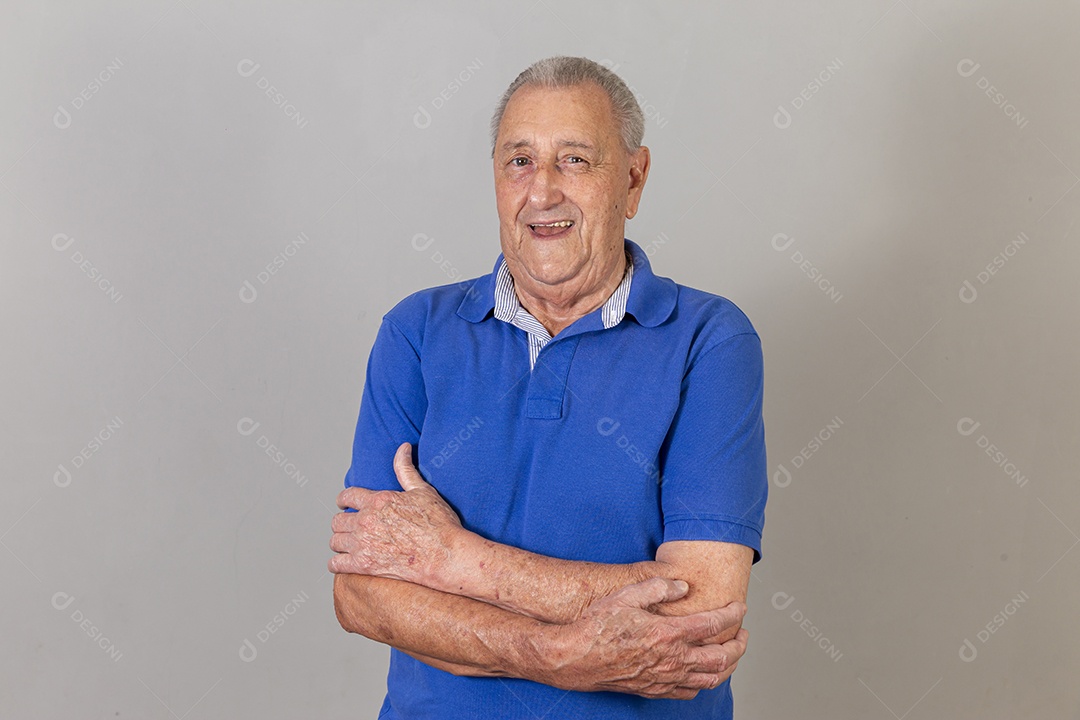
662;517;763;563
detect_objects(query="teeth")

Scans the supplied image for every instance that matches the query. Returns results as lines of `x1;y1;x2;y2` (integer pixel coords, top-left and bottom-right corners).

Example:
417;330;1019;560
532;221;573;228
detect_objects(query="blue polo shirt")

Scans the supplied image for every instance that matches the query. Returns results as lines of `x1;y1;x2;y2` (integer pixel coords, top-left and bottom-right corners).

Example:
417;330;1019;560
344;238;767;720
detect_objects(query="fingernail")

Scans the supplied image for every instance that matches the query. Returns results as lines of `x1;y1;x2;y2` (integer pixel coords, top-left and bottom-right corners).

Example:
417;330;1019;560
674;580;689;593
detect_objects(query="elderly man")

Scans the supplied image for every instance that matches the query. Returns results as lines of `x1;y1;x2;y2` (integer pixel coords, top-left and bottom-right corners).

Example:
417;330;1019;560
329;56;768;719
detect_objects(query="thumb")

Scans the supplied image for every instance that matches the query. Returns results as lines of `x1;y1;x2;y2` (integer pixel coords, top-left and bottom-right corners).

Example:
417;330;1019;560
613;577;690;609
393;442;429;491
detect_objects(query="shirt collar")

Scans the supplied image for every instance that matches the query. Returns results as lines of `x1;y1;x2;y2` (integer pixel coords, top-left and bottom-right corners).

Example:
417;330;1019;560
457;238;678;328
492;248;633;331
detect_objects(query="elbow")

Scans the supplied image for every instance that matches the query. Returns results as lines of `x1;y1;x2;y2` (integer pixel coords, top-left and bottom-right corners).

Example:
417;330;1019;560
333;574;401;647
333;574;366;635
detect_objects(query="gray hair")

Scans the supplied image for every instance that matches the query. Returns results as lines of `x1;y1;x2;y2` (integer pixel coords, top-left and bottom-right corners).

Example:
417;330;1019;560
489;56;645;157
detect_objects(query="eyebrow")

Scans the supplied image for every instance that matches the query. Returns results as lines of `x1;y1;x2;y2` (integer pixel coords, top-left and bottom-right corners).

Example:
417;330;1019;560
499;139;597;153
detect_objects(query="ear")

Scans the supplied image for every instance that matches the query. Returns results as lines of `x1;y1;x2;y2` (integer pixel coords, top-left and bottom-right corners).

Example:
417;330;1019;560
624;145;651;220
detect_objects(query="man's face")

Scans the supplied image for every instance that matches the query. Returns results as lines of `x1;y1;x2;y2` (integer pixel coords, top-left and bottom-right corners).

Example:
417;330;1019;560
493;82;649;294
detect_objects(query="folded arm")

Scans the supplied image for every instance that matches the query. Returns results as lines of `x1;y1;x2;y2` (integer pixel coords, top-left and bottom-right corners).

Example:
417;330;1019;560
331;443;754;639
443;532;753;641
333;570;747;698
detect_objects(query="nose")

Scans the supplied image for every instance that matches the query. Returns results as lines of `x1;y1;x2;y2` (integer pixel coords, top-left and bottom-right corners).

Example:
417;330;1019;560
527;162;564;210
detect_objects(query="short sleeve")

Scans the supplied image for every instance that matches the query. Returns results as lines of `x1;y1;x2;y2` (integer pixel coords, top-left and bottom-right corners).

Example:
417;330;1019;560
343;316;428;497
658;332;768;562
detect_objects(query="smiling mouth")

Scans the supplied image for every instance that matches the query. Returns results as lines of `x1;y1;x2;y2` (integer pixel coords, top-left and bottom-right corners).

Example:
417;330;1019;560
528;220;574;238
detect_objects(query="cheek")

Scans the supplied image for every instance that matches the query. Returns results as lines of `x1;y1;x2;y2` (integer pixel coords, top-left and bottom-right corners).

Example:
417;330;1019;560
582;180;623;218
494;188;522;221
496;177;530;201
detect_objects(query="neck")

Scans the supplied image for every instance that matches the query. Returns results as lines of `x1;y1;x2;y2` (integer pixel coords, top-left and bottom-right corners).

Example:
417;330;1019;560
513;250;627;337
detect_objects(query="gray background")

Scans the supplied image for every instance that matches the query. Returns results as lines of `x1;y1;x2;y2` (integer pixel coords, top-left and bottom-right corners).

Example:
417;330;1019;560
2;1;1076;717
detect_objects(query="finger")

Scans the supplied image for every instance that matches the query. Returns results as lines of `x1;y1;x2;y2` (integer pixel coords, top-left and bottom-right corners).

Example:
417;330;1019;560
327;553;353;574
718;626;749;665
328;532;355;554
717;658;740;683
330;512;361;533
336;486;373;510
672;601;746;644
645;684;699;701
685;628;748;674
680;672;725;691
392;443;430;492
684;644;731;674
611;577;690;609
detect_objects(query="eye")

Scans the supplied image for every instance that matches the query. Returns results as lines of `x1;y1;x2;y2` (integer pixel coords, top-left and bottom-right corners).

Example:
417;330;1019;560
565;156;585;164
510;156;531;167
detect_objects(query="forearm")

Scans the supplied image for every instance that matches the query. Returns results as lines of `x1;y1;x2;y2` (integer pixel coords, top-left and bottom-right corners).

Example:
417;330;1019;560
334;563;752;699
436;535;751;643
401;650;501;677
333;573;564;680
439;533;681;624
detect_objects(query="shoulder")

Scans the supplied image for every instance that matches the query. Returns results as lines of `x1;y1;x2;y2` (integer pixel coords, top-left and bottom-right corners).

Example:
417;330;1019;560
670;282;759;353
380;274;488;348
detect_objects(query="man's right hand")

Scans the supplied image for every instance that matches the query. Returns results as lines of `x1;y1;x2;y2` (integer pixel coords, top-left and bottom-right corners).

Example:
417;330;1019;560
541;577;749;700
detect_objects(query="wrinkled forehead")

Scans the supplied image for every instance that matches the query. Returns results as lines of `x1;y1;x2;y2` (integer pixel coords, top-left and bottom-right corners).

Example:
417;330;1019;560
495;82;620;151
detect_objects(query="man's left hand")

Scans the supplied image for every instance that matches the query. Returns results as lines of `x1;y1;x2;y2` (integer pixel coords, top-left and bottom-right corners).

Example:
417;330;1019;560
329;442;465;587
